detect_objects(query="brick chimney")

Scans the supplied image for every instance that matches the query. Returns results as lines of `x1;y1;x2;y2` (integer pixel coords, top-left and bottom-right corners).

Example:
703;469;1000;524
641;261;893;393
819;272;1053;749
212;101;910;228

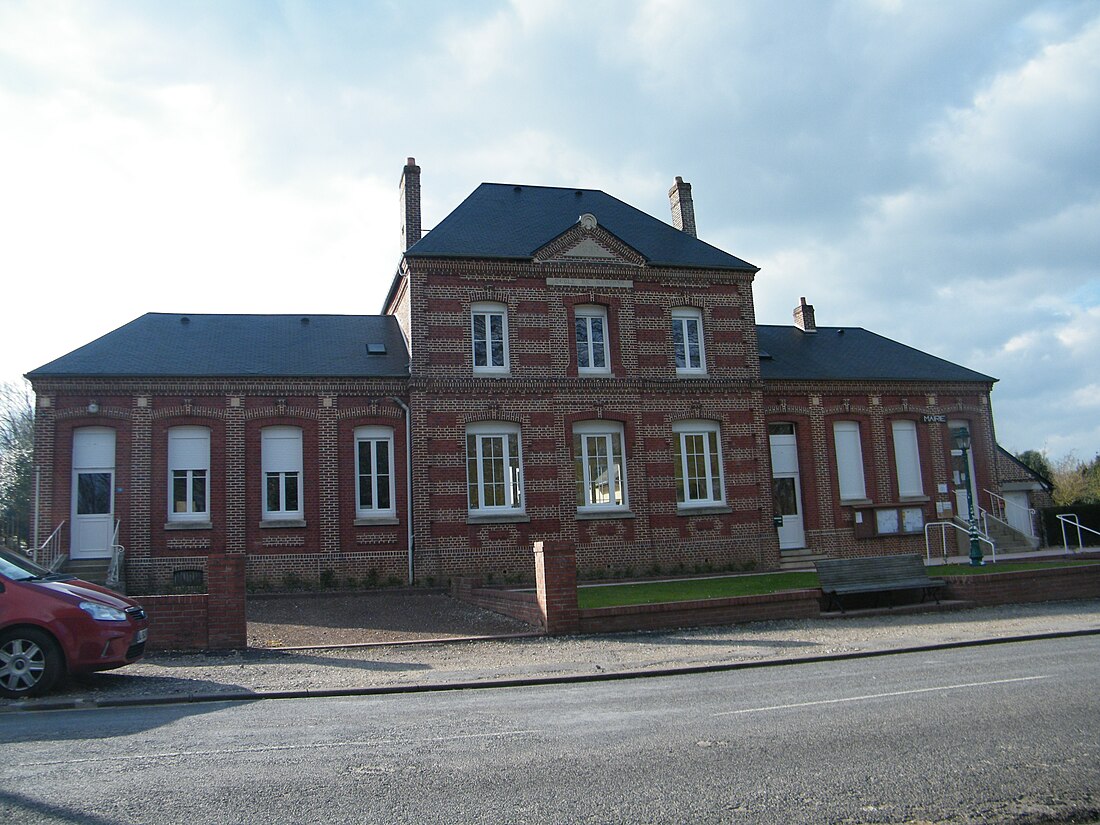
794;297;817;333
668;176;697;237
400;157;421;252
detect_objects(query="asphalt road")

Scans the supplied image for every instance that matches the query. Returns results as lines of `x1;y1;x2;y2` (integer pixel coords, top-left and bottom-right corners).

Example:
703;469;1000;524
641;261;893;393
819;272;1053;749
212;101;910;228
2;635;1098;825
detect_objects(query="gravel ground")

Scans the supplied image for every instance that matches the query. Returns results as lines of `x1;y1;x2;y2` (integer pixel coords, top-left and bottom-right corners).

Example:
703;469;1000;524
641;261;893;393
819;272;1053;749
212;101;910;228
4;597;1099;709
246;590;535;647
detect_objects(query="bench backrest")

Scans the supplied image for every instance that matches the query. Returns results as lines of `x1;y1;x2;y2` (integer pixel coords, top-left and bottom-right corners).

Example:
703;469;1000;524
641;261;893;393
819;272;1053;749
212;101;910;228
815;554;930;590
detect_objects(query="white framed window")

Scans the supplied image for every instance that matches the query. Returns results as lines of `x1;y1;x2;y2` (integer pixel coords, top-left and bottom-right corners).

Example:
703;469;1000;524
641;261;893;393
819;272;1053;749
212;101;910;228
573;420;628;511
833;421;867;502
671;307;706;374
466;422;524;513
471;301;509;374
355;426;395;517
575;305;610;375
673;420;725;507
168;426;210;522
891;420;924;498
262;426;303;520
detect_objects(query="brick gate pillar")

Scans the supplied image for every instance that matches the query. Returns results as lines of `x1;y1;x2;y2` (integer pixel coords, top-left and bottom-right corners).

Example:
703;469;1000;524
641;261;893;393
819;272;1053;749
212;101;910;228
533;540;579;634
206;554;247;649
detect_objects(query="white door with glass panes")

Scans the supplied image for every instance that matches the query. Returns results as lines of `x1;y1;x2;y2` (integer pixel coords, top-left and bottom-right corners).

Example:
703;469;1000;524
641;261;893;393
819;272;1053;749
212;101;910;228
949;419;979;521
769;424;805;549
71;427;116;559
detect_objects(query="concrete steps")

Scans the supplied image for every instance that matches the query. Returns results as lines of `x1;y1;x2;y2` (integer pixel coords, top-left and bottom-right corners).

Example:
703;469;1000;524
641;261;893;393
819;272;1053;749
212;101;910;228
779;548;830;571
62;558;111;585
982;517;1039;554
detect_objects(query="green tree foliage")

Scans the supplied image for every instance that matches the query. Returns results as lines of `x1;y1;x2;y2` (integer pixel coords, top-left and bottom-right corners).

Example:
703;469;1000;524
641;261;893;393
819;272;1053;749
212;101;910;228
1049;452;1100;507
1015;449;1053;481
0;381;34;548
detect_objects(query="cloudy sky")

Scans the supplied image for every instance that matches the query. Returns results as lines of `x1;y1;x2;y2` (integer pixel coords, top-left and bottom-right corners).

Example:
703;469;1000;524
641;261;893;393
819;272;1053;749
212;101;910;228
1;0;1098;460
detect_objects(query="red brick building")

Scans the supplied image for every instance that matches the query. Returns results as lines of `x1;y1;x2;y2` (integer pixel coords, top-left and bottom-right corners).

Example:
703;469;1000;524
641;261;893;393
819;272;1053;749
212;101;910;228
26;159;1000;590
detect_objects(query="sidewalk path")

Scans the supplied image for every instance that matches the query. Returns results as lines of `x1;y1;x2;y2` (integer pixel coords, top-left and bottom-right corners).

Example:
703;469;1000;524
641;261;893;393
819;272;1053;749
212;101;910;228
5;599;1099;710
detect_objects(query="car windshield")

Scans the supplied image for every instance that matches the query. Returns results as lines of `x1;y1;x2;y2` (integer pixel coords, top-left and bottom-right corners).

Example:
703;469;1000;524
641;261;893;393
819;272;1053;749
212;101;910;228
0;550;52;581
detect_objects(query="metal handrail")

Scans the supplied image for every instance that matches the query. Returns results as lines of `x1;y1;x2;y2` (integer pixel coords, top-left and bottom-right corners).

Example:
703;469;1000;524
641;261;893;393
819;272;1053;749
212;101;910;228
984;489;1038;538
925;520;997;564
35;521;66;567
1056;513;1100;553
105;520;124;592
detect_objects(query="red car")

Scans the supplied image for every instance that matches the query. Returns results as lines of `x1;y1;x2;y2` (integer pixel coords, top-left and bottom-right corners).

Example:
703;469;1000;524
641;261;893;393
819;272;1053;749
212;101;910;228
0;549;148;698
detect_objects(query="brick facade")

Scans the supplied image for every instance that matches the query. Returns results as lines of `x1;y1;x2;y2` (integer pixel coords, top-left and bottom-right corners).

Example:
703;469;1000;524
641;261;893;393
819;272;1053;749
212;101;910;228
30;380;410;591
27;165;1002;591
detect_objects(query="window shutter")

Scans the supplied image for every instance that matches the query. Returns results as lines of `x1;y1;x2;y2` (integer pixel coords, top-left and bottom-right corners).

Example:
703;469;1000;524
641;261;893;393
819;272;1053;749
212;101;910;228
168;427;210;470
262;427;303;473
833;421;866;501
892;420;923;497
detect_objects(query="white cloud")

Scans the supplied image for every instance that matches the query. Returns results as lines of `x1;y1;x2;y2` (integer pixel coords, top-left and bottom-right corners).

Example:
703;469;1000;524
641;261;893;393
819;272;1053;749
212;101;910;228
1;0;1099;464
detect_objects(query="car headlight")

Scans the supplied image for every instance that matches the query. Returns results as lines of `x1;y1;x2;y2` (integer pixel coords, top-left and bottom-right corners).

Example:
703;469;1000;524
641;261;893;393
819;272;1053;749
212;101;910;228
79;601;128;622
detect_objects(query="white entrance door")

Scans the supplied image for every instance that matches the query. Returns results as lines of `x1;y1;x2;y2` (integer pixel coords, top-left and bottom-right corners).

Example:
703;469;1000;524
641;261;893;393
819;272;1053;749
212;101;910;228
769;424;805;550
71;427;116;560
1004;491;1033;536
948;419;979;522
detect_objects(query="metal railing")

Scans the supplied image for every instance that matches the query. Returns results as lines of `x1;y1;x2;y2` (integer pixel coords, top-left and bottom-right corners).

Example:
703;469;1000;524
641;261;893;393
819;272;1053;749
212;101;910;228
1056;513;1100;553
105;520;124;592
984;489;1038;538
924;520;997;564
35;521;66;567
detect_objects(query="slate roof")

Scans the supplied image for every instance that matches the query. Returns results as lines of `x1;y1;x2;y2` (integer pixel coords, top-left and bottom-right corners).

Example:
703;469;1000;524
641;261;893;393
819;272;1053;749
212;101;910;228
757;325;995;384
26;313;409;379
405;183;758;271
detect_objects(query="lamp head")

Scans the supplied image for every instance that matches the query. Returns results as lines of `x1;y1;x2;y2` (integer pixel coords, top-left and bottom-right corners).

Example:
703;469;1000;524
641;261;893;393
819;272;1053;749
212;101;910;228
951;427;971;451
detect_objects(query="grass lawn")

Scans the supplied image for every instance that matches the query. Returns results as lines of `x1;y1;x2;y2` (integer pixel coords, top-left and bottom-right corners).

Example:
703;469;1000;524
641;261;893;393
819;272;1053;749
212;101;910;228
577;572;819;609
576;560;1099;610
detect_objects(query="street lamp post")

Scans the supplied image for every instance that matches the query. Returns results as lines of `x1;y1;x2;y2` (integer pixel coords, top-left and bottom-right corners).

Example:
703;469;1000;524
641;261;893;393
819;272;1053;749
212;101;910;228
951;427;984;567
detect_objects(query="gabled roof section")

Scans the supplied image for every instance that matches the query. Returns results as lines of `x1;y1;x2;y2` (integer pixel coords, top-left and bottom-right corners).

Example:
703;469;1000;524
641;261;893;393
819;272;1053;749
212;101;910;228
405;183;758;271
996;445;1054;489
757;325;996;383
26;313;410;379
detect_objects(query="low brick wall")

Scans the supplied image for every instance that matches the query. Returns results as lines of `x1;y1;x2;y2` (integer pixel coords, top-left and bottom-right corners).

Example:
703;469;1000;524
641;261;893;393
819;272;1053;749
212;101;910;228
139;594;210;650
943;564;1100;605
129;554;248;651
577;588;822;634
451;577;542;628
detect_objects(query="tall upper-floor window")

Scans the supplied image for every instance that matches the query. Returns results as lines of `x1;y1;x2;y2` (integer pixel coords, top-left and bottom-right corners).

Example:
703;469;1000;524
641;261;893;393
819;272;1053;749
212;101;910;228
892;420;924;498
575;305;610;375
671;307;706;374
355;426;395;517
833;421;867;502
466;422;524;513
574;420;628;512
673;420;725;507
262;426;303;520
471;302;509;374
168;426;210;522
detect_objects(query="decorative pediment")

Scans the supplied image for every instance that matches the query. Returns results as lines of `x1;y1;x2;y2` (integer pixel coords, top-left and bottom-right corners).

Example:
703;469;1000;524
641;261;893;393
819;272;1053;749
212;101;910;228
533;214;646;266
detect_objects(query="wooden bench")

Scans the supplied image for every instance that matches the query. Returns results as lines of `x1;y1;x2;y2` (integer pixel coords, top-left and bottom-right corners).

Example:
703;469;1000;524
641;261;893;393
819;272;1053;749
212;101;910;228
815;554;946;613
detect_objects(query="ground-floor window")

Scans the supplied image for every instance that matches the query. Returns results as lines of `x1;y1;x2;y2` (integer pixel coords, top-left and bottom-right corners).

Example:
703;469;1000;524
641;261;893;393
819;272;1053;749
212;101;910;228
262;426;303;520
355;426;394;516
673;420;724;507
168;426;210;522
573;420;628;511
466;422;524;513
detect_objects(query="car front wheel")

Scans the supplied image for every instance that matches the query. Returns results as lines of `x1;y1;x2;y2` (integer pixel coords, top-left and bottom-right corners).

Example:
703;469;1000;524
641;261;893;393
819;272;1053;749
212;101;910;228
0;628;64;698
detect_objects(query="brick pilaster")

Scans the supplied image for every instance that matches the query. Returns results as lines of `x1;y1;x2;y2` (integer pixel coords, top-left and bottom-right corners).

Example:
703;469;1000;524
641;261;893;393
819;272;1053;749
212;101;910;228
318;395;340;553
32;394;56;554
809;395;835;530
225;397;246;553
129;396;152;559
